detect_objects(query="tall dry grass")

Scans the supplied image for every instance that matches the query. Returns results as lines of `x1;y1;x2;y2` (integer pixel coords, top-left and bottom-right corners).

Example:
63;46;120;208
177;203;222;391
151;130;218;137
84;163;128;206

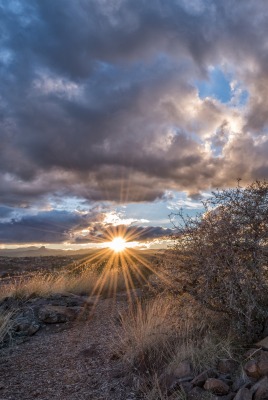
117;296;178;370
0;310;15;346
117;294;236;375
0;268;127;300
116;294;237;399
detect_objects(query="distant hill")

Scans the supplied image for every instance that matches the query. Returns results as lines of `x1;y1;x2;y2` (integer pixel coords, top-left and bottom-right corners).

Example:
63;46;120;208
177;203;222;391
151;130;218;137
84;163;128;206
0;246;98;258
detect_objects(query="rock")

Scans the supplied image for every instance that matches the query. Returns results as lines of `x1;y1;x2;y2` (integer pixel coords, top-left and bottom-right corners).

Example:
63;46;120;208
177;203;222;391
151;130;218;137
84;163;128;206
233;387;252;400
47;293;94;308
38;305;78;323
252;377;268;399
14;312;40;336
244;350;268;379
218;359;239;374
16;321;40;336
244;359;260;379
192;369;218;387
256;336;268;350
159;371;193;393
232;374;253;392
258;351;268;377
159;361;193;393
204;378;230;395
27;323;40;335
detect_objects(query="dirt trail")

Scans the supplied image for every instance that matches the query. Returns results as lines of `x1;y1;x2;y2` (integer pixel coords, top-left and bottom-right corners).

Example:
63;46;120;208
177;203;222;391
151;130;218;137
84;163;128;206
0;296;140;400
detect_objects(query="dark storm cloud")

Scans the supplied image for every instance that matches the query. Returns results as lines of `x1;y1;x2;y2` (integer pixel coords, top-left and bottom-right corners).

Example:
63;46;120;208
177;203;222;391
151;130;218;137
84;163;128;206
0;210;87;244
1;0;268;211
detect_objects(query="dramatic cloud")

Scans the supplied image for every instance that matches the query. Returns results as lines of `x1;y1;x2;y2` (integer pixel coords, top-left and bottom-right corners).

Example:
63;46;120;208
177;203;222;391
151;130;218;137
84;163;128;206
0;207;173;244
1;0;268;244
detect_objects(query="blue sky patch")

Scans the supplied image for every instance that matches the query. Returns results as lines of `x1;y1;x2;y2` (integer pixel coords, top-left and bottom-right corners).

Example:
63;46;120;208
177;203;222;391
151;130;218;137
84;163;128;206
195;67;232;103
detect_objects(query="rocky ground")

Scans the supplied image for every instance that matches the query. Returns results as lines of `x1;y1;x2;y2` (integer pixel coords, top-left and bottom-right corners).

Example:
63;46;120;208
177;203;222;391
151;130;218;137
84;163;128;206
2;289;268;399
0;292;142;400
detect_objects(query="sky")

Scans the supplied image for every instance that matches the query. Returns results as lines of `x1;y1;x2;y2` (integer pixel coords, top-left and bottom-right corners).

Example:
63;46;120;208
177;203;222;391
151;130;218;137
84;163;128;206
1;0;268;249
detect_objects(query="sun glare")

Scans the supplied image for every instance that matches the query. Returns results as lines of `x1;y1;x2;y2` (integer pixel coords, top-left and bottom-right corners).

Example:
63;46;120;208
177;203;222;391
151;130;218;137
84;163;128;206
109;237;126;252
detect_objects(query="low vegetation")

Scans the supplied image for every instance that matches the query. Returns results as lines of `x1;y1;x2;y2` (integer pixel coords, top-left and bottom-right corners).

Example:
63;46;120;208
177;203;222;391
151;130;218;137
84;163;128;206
169;179;268;335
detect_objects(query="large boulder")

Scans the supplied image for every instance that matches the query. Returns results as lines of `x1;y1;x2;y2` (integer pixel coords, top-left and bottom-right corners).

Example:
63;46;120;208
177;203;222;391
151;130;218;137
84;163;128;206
38;305;79;323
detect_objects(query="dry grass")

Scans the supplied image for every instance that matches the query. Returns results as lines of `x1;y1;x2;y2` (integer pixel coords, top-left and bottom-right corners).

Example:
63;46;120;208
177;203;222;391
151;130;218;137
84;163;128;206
0;268;128;300
116;294;238;399
0;310;15;346
117;296;179;371
117;294;236;380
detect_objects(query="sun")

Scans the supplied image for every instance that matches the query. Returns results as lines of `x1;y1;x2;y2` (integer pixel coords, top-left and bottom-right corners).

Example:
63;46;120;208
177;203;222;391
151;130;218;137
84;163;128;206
109;237;126;252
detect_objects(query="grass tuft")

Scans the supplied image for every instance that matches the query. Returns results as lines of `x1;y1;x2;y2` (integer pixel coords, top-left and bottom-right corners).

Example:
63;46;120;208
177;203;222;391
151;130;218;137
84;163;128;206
0;310;15;346
117;294;235;371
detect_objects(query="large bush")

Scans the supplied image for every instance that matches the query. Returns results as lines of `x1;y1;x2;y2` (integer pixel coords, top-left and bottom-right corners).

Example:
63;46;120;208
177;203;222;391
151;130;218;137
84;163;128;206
170;180;268;331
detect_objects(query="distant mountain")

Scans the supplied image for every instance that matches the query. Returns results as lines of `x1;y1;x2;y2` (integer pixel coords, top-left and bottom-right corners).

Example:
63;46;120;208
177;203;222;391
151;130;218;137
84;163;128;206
0;246;97;258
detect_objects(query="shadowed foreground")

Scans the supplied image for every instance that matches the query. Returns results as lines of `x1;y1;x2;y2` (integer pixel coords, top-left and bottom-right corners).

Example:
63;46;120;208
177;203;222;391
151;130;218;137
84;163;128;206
0;296;138;400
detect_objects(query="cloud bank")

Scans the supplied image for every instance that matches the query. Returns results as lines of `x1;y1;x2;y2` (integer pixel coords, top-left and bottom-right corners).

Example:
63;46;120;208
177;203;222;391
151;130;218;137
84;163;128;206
1;0;268;243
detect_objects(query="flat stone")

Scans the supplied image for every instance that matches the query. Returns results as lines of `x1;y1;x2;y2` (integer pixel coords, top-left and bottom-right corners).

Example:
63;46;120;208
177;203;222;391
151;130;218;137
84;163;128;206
204;378;230;395
38;305;78;323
